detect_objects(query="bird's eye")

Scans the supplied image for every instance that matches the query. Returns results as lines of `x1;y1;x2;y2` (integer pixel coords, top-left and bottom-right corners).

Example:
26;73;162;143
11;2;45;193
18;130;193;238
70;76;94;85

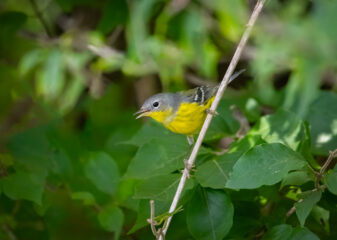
153;101;159;108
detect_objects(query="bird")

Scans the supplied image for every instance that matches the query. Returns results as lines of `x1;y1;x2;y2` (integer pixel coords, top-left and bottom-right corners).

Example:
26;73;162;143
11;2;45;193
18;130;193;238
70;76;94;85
134;70;244;145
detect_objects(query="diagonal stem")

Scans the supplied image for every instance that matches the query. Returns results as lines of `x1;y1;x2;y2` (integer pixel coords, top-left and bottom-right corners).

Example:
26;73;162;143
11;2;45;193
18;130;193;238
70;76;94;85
158;0;267;239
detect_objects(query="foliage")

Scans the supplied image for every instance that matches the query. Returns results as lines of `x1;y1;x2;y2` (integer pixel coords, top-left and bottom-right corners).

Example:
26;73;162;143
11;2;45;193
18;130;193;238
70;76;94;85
0;0;337;239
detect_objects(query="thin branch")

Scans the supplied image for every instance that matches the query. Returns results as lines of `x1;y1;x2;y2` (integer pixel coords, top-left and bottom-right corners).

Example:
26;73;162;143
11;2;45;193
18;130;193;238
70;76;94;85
148;200;159;238
315;149;337;189
158;1;267;238
2;225;17;240
28;0;53;37
287;149;337;218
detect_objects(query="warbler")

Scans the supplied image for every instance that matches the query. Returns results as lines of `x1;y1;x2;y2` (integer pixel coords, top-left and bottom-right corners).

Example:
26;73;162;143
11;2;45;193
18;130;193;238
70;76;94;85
135;70;244;143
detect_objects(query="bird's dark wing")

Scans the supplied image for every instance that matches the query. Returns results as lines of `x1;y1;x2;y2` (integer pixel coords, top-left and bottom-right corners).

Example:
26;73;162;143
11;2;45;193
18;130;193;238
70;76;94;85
179;85;218;105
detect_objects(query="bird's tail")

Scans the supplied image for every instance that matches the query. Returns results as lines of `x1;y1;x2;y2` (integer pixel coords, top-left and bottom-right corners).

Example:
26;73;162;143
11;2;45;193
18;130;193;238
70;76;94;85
228;69;245;84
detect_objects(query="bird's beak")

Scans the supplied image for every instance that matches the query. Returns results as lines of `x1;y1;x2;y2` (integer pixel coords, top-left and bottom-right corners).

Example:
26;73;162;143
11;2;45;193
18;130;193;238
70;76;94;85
134;108;151;119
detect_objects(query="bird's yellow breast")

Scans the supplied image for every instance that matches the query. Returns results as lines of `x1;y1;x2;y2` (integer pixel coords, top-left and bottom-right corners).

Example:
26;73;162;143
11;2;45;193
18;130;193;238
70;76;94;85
148;97;214;135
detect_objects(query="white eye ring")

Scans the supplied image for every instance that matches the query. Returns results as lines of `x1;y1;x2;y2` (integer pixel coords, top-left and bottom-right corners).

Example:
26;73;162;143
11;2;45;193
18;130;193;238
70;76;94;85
153;101;159;108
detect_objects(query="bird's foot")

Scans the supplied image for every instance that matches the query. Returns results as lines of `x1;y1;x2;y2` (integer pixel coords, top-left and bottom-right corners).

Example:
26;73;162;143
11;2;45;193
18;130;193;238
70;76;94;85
183;158;195;178
206;108;218;116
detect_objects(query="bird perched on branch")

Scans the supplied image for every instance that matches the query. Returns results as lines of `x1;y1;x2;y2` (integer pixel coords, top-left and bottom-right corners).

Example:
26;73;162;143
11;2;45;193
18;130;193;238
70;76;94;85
135;70;244;145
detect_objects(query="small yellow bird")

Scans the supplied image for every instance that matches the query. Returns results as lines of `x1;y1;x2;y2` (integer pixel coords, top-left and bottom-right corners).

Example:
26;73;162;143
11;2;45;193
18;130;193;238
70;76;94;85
135;70;244;144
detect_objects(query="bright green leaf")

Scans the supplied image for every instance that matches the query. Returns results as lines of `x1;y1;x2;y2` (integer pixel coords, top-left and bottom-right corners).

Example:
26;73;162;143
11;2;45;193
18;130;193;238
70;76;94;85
226;143;305;189
250;109;306;150
36;49;65;100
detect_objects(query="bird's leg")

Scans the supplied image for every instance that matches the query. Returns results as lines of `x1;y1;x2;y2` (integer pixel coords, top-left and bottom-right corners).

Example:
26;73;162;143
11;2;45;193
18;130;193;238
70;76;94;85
206;108;218;116
187;135;194;146
183;135;195;178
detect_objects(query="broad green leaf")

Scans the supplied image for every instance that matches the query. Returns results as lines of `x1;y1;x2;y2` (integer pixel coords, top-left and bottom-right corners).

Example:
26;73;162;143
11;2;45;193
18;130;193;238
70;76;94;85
134;173;194;201
36;49;65;100
250;109;306;150
306;91;337;155
196;135;265;189
280;170;313;189
263;224;319;240
1;171;46;204
126;139;186;179
325;165;337;195
98;206;124;239
71;192;96;206
187;188;234;240
196;154;237;189
84;152;120;195
295;190;322;227
226;143;305;189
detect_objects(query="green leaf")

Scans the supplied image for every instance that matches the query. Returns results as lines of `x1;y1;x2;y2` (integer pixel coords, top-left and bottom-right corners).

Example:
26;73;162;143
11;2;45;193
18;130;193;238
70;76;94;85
186;188;234;240
205;100;240;141
1;171;46;204
295;190;322;227
134;174;194;201
98;206;124;239
306;91;337;155
36;49;65;100
196;154;237;189
226;143;305;189
196;135;265;189
263;224;319;240
250;109;306;150
126;137;187;179
84;152;120;195
325;166;337;195
58;74;85;114
127;121;187;147
262;224;293;240
311;205;330;234
71;192;96;206
19;48;47;76
289;227;319;240
280;170;313;189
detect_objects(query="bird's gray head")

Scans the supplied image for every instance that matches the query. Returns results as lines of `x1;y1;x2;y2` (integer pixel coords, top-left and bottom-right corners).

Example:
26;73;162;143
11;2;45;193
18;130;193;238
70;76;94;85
134;93;177;119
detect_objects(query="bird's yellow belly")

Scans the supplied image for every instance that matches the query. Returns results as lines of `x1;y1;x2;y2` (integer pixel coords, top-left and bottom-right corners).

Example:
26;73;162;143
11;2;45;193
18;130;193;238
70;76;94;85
164;97;214;135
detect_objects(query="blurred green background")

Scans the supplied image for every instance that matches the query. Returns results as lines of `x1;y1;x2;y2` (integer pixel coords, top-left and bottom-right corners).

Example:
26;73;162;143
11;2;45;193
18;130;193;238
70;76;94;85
0;0;337;239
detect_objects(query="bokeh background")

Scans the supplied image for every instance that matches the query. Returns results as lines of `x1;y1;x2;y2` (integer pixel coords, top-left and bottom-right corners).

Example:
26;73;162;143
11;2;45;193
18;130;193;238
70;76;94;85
0;0;337;239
